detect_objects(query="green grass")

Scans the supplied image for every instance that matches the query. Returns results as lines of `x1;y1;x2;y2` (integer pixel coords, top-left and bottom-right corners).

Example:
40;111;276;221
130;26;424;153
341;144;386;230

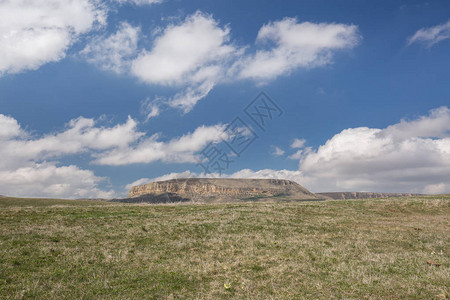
0;195;449;299
0;197;115;208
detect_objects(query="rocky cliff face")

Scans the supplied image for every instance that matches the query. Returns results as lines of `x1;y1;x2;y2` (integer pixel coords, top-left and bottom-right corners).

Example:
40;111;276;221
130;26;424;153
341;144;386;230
128;178;320;201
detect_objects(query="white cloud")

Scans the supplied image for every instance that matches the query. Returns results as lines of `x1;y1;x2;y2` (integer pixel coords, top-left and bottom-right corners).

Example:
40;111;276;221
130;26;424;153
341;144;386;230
0;115;119;198
298;107;450;193
130;11;243;112
0;114;144;198
167;81;215;113
1;4;362;114
131;11;238;86
81;22;140;73
238;18;360;81
113;0;164;5
130;16;360;113
227;169;304;184
272;146;285;156
408;20;450;47
0;163;115;199
0;112;229;168
0;114;24;140
94;124;227;165
145;105;160;119
77;12;360;114
291;138;306;148
0;0;106;76
381;107;450;139
141;97;162;121
0;116;143;170
288;139;310;159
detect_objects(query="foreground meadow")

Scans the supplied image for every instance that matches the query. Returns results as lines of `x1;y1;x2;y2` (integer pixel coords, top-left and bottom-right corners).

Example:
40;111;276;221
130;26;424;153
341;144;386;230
0;196;449;299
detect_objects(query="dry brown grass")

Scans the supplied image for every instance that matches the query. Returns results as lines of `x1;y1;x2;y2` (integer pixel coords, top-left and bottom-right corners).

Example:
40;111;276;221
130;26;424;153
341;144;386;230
0;195;449;299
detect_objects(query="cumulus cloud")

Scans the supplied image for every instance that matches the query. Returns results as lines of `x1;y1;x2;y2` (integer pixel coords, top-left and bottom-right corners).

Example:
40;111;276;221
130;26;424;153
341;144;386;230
0;114;145;198
298;107;450;193
0;114;24;140
0;118;114;199
76;11;359;114
381;107;450;139
1;3;361;113
0;116;143;170
238;18;360;81
81;22;140;73
0;113;228;167
93;124;227;165
131;12;238;85
408;20;450;47
0;0;106;76
0;163;115;199
130;11;242;112
127;14;360;113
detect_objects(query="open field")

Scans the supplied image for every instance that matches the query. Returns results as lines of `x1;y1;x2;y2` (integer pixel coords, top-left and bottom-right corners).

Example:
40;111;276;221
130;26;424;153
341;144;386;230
0;195;449;299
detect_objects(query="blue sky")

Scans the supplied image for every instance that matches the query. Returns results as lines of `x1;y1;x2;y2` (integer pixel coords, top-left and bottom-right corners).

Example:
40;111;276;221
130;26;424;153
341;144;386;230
1;0;450;198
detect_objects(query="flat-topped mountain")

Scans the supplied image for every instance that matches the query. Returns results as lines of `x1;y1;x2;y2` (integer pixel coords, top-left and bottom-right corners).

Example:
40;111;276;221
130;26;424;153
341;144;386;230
123;178;424;204
128;178;321;202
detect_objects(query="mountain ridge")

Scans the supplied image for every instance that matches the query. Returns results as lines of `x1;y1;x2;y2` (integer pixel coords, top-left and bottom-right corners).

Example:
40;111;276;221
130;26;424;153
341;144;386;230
128;178;322;202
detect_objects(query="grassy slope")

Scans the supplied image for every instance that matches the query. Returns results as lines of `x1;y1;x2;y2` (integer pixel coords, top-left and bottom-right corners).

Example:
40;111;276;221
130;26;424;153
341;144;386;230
0;196;449;299
0;197;115;208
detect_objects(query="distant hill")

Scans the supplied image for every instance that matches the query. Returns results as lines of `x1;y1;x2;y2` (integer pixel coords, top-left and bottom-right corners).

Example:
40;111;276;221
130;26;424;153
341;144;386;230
317;192;422;200
0;189;426;204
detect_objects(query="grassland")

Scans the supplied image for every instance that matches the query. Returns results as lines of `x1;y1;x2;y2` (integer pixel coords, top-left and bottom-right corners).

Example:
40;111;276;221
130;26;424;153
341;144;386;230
0;195;449;299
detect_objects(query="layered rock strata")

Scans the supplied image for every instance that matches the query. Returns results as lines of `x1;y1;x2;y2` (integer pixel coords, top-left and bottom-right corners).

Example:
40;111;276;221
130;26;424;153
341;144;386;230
128;178;321;202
